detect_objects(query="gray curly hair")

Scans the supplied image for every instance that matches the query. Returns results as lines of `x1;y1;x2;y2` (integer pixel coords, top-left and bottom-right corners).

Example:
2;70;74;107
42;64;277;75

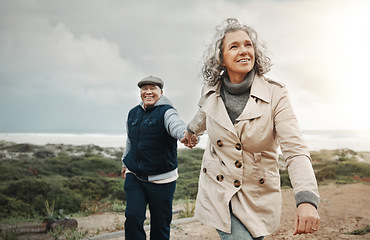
202;18;272;85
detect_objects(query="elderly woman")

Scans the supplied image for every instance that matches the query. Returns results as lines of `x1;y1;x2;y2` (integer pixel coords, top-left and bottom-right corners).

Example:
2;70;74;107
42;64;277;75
183;18;320;239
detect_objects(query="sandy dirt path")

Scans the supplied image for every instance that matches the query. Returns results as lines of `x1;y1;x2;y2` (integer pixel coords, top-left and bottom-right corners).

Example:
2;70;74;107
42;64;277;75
7;182;370;239
76;182;370;240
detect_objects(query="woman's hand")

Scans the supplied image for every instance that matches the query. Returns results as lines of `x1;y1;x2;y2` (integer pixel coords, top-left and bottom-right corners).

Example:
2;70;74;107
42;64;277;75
293;203;320;235
180;130;198;149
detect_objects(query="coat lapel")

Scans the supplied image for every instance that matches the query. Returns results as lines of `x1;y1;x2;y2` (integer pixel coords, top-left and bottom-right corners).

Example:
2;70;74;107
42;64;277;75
237;75;270;121
236;96;262;121
200;75;270;137
202;92;238;137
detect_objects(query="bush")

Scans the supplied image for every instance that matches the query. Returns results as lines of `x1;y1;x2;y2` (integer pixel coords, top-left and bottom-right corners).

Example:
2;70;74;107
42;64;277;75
3;144;369;222
4;143;36;152
0;160;23;181
336;162;370;177
0;194;36;219
175;148;203;200
316;165;337;182
315;161;370;183
34;149;55;159
279;170;292;188
0;226;21;240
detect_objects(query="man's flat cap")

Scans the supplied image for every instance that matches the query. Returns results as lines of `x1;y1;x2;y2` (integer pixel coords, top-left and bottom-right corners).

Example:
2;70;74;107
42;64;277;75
137;76;164;89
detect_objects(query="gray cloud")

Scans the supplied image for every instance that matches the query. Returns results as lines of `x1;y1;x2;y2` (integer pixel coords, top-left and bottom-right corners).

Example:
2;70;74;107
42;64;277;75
1;0;370;133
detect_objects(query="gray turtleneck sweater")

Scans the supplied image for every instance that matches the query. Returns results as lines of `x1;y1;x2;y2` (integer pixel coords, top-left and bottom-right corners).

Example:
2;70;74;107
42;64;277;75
220;70;255;124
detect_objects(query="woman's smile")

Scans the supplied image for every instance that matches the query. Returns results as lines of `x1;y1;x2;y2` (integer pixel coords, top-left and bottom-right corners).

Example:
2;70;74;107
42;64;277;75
222;30;255;83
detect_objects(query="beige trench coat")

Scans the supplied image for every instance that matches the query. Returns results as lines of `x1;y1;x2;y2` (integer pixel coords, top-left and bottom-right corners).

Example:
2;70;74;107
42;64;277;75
188;75;319;237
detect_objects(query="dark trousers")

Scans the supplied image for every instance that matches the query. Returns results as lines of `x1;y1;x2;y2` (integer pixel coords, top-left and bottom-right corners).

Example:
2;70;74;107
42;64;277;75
124;173;176;240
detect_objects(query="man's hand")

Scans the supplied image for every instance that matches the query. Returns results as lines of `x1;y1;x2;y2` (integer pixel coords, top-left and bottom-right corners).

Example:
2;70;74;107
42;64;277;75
180;130;198;149
293;203;320;235
121;167;127;179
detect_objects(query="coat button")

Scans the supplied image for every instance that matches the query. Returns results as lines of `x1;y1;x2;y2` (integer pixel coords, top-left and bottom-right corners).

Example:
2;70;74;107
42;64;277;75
216;174;224;182
203;168;207;173
217;140;223;147
235;143;242;150
234;180;241;188
235;161;242;168
259;178;265;184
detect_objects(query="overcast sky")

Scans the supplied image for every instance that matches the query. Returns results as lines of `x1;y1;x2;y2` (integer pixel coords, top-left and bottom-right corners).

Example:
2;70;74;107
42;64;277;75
1;0;369;134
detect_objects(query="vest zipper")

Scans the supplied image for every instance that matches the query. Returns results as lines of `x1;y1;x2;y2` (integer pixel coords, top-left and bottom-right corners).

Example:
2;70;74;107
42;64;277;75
137;108;148;172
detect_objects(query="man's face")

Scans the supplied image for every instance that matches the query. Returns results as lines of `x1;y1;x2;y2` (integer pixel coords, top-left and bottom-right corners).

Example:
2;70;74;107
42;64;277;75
140;84;162;108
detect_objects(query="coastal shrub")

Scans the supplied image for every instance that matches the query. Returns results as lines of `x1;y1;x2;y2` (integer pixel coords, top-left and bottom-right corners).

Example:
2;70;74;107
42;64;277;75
2;177;87;215
34;149;55;159
336;162;370;178
4;143;36;152
112;203;125;212
315;161;370;183
84;157;119;173
114;150;124;159
0;194;35;219
3;142;369;222
3;178;59;214
175;148;203;200
175;176;199;199
0;147;125;218
0;160;23;181
107;179;125;201
53;191;85;214
279;170;292;188
316;165;336;182
0;226;21;240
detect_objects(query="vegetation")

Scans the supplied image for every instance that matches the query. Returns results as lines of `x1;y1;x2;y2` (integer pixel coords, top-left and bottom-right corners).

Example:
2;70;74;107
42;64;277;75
0;142;125;222
178;196;196;219
50;226;88;240
311;149;370;184
0;226;21;240
0;141;369;224
347;225;370;235
176;148;203;199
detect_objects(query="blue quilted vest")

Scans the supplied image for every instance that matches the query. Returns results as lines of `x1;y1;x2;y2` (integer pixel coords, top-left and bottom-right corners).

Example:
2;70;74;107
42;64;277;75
123;104;178;178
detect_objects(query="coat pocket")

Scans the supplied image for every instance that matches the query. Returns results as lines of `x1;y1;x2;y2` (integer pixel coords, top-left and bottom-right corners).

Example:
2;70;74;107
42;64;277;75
143;119;158;126
128;118;139;126
247;168;280;201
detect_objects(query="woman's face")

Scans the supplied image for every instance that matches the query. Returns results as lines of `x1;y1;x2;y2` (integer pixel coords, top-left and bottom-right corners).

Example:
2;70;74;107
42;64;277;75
222;30;255;82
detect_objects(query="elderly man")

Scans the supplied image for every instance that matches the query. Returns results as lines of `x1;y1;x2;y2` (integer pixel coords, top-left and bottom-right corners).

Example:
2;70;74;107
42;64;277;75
121;76;190;240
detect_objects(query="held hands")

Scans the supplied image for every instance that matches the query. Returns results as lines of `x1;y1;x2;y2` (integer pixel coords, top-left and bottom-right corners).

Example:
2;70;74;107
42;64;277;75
180;130;198;149
293;203;320;235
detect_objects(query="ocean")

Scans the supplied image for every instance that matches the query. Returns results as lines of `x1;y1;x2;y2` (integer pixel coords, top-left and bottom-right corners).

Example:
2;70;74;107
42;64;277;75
1;130;370;152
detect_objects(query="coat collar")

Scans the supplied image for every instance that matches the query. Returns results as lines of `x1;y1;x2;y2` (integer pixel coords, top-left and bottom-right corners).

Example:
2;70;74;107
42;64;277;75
201;83;237;136
201;74;270;103
236;75;270;121
250;75;270;104
200;75;271;137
